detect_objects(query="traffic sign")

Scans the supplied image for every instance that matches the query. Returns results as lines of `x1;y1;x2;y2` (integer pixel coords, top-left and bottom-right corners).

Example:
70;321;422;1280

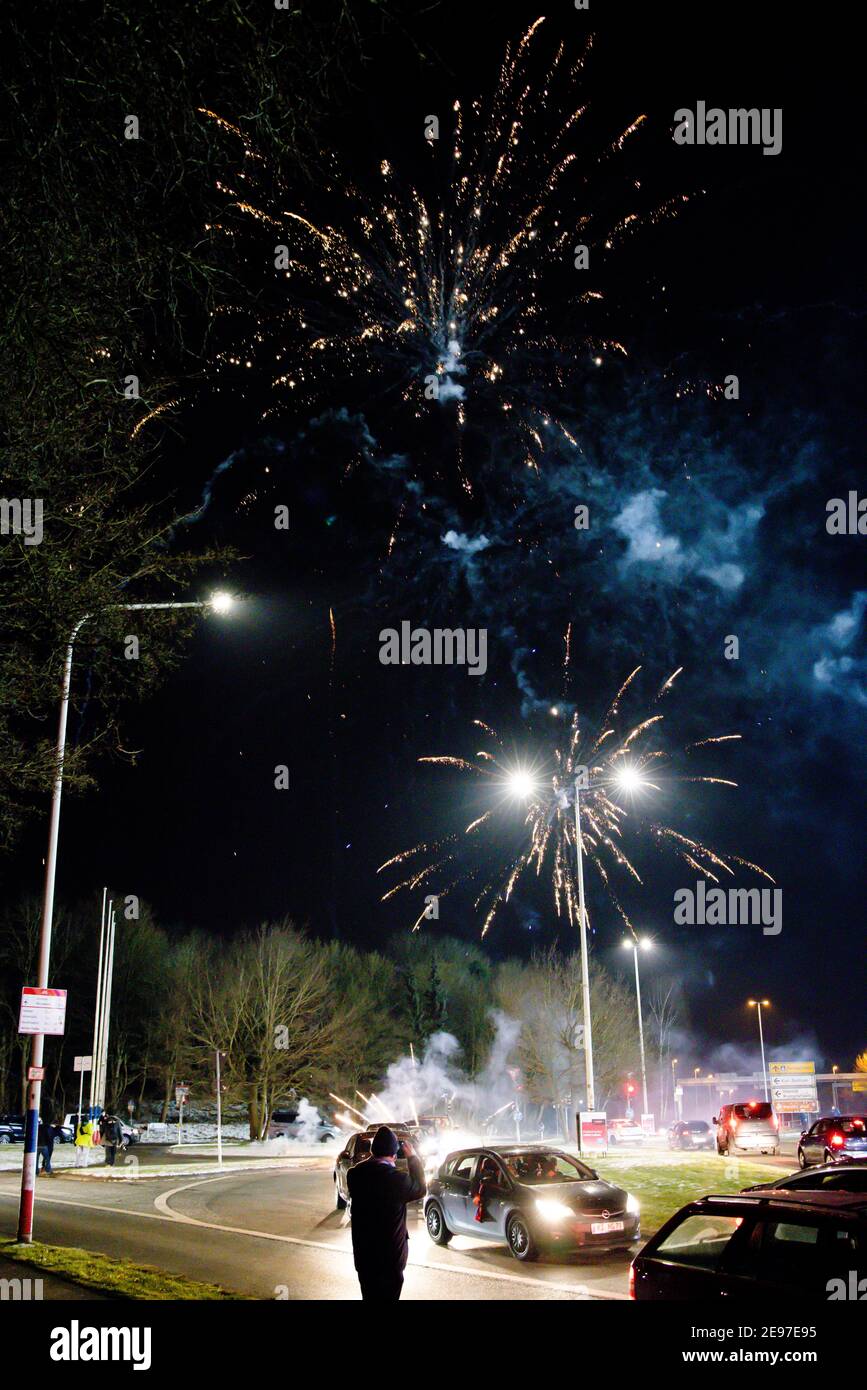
18;987;67;1036
27;1065;44;1082
769;1060;818;1113
73;1055;92;1072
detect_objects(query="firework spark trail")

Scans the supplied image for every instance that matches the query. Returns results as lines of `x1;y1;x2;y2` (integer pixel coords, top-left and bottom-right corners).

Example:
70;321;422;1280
379;666;772;936
196;17;691;498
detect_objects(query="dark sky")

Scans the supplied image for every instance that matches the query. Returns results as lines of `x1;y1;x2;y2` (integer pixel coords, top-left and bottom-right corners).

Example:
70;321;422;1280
15;1;865;1068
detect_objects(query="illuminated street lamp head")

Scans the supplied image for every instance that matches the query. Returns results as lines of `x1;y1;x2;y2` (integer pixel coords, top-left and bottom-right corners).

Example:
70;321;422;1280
209;591;234;615
613;765;646;794
747;998;771;1008
622;934;653;951
506;768;536;801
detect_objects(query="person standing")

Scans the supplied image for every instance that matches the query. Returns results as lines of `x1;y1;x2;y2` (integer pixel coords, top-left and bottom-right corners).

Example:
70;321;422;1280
102;1113;123;1166
346;1126;425;1302
74;1115;93;1167
36;1118;55;1175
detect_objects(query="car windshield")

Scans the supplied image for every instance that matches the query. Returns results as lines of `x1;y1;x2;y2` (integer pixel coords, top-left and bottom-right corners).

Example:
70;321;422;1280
687;1122;709;1132
733;1103;773;1121
503;1151;593;1183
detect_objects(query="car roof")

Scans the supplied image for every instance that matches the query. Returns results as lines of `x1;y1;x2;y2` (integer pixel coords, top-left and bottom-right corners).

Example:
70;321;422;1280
698;1189;867;1214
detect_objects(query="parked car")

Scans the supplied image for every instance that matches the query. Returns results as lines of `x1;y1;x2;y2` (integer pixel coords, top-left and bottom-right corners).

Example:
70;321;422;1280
0;1114;25;1142
667;1120;714;1152
607;1118;646;1146
797;1115;867;1168
267;1108;338;1143
743;1159;867;1195
425;1145;640;1262
63;1114;140;1146
332;1122;421;1210
713;1100;779;1156
0;1125;17;1145
630;1190;867;1300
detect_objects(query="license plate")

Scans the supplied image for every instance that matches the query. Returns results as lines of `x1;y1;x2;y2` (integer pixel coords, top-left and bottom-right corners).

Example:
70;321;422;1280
591;1219;625;1235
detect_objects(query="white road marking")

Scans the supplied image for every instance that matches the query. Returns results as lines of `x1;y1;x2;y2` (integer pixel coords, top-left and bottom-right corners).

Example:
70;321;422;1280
153;1173;628;1298
0;1174;628;1299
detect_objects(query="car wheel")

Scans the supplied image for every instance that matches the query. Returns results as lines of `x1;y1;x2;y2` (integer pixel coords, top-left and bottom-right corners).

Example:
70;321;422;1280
0;1135;9;1145
797;1147;808;1168
824;1149;837;1166
507;1214;539;1262
425;1201;452;1246
334;1180;347;1211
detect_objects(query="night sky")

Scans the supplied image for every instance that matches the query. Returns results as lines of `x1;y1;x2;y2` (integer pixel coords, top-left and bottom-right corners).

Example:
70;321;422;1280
14;2;865;1067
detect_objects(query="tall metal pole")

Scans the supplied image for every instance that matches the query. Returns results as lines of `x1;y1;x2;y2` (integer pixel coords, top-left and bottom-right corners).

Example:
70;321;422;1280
89;890;108;1115
96;909;116;1112
215;1051;223;1169
632;943;649;1116
17;616;88;1241
15;597;223;1241
574;780;595;1115
756;1003;769;1101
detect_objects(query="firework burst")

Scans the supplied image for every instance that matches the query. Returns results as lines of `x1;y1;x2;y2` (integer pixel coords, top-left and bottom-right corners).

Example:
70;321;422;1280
200;18;689;493
379;665;772;937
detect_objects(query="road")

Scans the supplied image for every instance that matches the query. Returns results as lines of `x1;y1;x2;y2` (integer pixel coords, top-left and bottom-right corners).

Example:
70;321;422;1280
0;1161;632;1300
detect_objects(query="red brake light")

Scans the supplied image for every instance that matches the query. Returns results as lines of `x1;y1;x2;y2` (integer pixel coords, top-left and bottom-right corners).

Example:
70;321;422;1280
730;1117;739;1131
628;1265;636;1299
830;1133;845;1147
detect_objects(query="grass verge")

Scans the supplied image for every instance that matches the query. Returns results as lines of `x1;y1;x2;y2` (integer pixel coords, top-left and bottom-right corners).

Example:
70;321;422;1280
592;1152;778;1234
1;1238;249;1300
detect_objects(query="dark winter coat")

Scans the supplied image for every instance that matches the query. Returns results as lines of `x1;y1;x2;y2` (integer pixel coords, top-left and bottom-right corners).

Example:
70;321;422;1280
347;1153;426;1274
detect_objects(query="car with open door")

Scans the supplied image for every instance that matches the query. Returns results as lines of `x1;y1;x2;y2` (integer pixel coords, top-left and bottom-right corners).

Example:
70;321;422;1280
425;1145;640;1262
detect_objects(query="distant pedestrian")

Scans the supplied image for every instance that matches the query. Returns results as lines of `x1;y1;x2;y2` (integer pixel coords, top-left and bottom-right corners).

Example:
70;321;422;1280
101;1113;123;1166
36;1118;55;1175
346;1126;425;1301
74;1116;93;1167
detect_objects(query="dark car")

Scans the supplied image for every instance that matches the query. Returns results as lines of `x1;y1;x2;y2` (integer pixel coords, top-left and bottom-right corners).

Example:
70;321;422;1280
425;1145;640;1262
797;1115;867;1168
743;1159;867;1195
630;1190;867;1300
667;1120;714;1152
332;1122;421;1209
0;1114;25;1143
267;1109;338;1143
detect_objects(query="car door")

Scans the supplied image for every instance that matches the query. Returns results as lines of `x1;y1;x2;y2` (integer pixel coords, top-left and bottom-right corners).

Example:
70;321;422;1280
635;1209;753;1299
440;1152;476;1231
473;1156;513;1241
804;1121;825;1163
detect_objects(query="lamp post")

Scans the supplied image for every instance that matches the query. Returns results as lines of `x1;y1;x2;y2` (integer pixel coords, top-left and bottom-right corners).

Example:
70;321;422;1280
573;778;595;1113
832;1064;840;1113
16;592;235;1243
672;1057;680;1120
747;999;771;1102
622;937;652;1117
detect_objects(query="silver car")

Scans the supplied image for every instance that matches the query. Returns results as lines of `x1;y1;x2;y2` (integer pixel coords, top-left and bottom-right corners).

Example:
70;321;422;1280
714;1101;779;1156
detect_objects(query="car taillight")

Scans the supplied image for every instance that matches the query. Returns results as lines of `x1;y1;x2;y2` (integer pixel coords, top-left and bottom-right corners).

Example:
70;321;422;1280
730;1117;738;1131
830;1133;845;1147
628;1265;636;1299
772;1114;779;1131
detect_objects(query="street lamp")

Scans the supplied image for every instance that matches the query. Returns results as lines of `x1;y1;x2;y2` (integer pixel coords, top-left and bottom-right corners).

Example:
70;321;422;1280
17;591;236;1242
747;999;771;1101
832;1064;840;1113
622;936;652;1117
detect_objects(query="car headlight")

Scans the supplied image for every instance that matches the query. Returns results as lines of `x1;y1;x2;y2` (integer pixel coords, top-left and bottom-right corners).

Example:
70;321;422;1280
535;1198;574;1223
626;1194;641;1215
